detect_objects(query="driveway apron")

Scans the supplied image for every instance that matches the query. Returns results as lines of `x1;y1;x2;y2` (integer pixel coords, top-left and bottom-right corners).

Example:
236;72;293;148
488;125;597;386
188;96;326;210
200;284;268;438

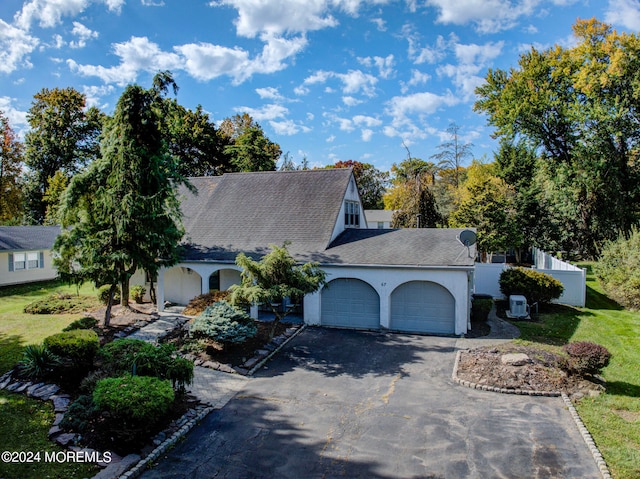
139;328;601;479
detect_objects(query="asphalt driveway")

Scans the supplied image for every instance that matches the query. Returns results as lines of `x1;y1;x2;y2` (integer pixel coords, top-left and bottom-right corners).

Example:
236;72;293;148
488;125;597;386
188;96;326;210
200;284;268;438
140;328;601;479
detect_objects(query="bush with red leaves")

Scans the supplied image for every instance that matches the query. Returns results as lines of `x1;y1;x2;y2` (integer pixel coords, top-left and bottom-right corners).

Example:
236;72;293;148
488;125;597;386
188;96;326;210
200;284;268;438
563;341;611;376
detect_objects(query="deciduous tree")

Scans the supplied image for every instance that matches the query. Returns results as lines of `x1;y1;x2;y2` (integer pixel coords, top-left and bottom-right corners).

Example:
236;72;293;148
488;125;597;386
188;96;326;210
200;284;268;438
0;111;24;224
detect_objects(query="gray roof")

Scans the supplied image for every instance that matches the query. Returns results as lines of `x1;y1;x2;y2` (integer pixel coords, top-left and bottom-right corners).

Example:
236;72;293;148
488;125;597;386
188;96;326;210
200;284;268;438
0;226;61;252
179;169;352;261
179;170;475;268
319;228;476;267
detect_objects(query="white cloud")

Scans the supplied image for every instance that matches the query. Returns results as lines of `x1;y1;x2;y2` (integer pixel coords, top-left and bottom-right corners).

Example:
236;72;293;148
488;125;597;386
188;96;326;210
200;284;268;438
0;20;39;73
141;0;166;5
384;91;458;141
69;21;98;49
256;86;285;100
302;68;377;96
437;40;504;99
70;34;306;85
81;84;115;108
326;134;336;142
69;36;181;85
234;103;288;121
605;0;640;30
425;0;540;33
361;128;374;141
342;96;362;106
353;115;382;127
0;97;28;131
401;69;431;93
269;119;310;135
15;0;123;30
371;17;386;31
211;0;338;38
358;54;394;79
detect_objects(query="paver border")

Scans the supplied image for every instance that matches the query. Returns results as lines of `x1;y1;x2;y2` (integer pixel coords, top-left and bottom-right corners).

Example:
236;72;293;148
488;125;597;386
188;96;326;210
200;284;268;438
452;349;612;479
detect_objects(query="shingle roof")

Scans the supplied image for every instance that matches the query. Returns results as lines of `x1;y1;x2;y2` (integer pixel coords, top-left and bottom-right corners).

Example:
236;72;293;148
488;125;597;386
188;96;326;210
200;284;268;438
0;226;61;252
364;210;395;224
178;170;475;268
179;169;352;261
318;228;476;267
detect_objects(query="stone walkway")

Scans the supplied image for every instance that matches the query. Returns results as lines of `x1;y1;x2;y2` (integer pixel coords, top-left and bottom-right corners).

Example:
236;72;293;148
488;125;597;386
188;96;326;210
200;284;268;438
127;312;248;407
455;304;520;350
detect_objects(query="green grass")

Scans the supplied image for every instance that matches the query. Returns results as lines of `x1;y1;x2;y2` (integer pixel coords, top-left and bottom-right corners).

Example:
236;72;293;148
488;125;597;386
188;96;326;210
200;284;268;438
0;391;98;479
511;263;640;479
0;280;102;479
0;280;98;374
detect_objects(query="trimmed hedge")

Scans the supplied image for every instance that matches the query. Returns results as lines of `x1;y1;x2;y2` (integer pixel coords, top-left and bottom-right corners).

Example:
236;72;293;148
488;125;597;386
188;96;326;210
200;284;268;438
24;293;97;314
189;300;257;344
499;267;564;304
99;338;193;391
93;375;174;424
43;329;99;365
63;316;98;331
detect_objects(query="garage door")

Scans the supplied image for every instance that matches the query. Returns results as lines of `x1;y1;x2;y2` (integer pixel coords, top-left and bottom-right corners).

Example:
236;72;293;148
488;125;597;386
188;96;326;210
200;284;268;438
321;278;380;329
390;281;455;334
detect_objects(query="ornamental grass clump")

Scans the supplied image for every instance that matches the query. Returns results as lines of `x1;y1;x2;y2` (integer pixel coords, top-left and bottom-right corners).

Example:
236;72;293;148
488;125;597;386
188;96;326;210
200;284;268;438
190;300;257;346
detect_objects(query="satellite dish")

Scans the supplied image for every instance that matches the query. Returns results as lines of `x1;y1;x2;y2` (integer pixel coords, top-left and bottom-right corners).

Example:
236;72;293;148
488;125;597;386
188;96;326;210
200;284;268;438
458;229;477;247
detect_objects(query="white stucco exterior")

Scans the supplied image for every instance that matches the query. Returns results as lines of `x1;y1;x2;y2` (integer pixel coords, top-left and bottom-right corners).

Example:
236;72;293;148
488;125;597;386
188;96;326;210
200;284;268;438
304;265;473;335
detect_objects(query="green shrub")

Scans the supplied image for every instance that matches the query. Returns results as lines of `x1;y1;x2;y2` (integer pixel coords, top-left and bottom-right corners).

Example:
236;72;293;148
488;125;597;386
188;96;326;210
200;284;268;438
595;228;640;309
93;375;174;424
97;285;121;305
43;329;99;365
16;344;61;380
60;395;97;433
23;292;97;314
63;316;98;331
130;285;146;304
190;301;257;344
471;298;493;322
499;267;564;304
99;339;193;391
563;341;611;376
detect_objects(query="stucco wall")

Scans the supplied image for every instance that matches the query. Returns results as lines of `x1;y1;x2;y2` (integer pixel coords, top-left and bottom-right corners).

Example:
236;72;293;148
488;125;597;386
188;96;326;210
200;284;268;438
304;265;473;335
164;266;202;305
0;251;58;287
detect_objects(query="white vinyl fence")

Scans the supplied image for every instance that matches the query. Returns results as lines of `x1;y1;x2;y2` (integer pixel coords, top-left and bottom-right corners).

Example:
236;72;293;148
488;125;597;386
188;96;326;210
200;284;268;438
474;248;586;307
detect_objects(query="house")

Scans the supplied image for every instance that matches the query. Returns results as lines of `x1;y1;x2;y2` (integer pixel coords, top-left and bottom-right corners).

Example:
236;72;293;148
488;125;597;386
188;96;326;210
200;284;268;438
364;209;395;229
0;226;61;287
157;169;476;335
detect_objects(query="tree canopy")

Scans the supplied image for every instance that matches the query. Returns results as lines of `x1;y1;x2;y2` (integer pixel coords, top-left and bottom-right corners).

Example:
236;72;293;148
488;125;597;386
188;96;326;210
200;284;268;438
475;18;640;257
0;111;24;224
54;73;189;324
327;160;389;209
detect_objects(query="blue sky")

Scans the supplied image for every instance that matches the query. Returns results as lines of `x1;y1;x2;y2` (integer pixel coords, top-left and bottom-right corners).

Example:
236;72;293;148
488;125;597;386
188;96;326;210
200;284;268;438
2;0;640;172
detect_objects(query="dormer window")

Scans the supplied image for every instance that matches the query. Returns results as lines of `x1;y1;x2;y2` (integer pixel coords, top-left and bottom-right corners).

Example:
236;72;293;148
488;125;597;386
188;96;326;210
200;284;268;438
345;201;360;228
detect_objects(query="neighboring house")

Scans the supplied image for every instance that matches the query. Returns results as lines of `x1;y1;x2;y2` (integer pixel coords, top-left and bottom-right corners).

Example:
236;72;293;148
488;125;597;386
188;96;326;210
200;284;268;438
364;209;395;229
158;169;476;335
0;226;61;287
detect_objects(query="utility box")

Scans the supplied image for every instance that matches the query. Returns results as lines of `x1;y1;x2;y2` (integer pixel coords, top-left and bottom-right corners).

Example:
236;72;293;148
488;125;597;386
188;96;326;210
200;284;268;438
507;295;530;319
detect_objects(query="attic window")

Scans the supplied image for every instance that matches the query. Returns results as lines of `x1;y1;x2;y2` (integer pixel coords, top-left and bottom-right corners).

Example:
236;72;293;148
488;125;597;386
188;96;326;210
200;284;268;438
344;201;360;228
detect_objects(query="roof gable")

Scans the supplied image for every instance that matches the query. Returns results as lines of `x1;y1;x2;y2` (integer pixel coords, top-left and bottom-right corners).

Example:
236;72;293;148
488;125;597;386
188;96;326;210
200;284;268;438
180;169;353;261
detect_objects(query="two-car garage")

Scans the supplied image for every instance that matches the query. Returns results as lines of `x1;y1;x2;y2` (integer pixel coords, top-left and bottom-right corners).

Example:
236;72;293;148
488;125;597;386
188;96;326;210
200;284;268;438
320;278;456;335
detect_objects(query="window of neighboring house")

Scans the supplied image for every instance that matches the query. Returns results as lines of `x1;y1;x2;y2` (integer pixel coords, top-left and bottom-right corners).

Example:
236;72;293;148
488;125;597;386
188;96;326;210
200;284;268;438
10;251;43;271
344;201;360;227
377;222;384;229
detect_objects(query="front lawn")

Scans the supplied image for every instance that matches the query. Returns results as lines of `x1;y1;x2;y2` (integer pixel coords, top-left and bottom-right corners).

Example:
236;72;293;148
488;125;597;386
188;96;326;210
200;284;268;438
0;280;100;479
510;263;640;479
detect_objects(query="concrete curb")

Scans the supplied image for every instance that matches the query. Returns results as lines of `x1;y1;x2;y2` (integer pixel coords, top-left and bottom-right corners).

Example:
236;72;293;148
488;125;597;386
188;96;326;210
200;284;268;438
247;324;307;376
452;349;612;479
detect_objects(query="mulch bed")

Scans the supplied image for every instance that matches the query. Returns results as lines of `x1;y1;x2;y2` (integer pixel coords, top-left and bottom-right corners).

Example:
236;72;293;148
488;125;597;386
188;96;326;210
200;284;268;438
456;343;605;397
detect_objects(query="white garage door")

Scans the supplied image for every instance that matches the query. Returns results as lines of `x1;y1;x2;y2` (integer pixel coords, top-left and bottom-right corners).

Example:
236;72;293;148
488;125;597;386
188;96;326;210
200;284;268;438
390;281;455;334
321;278;380;329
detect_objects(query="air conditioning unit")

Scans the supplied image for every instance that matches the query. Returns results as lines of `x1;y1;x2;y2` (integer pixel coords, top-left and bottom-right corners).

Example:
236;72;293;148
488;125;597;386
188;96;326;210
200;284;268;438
507;295;530;319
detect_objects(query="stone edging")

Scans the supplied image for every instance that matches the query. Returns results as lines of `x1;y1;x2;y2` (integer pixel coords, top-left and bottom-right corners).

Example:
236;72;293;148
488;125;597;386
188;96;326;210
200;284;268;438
112;324;306;478
452;349;612;479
